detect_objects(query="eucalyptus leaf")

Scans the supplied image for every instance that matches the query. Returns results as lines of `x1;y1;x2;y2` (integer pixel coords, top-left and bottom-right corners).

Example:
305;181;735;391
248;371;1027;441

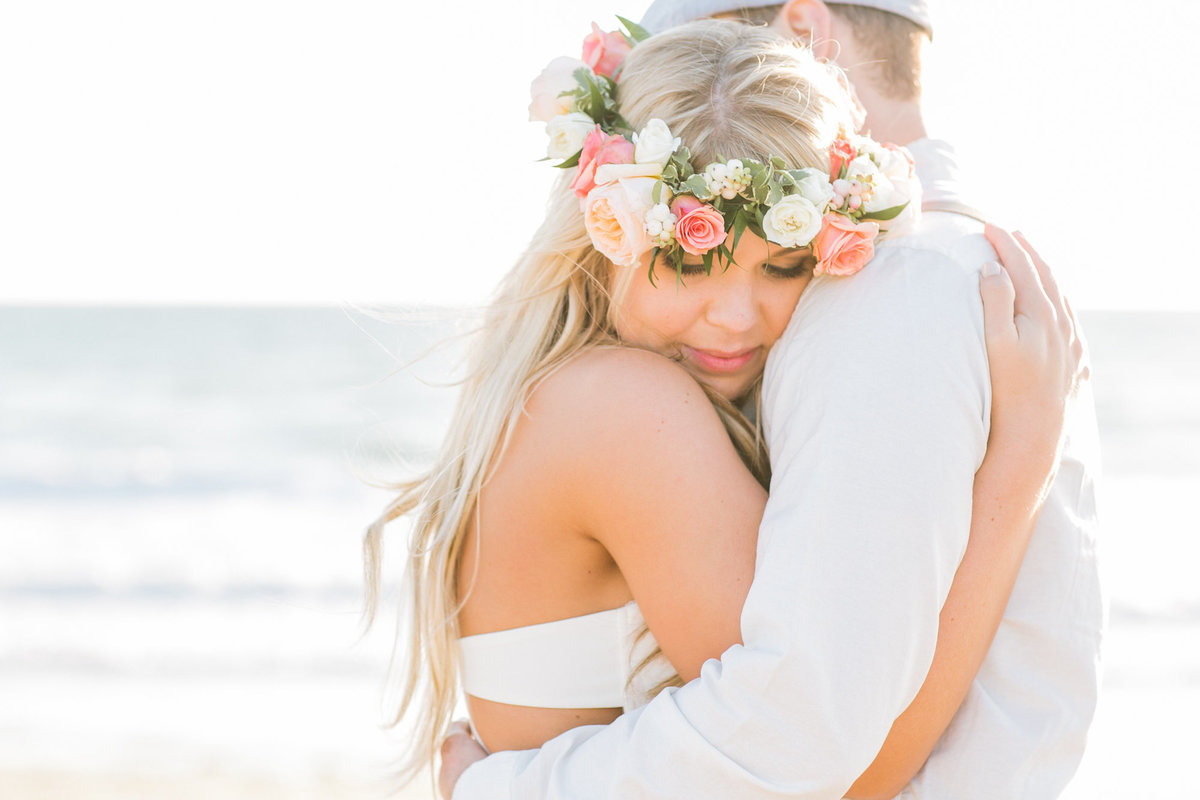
770;156;787;170
767;185;783;206
652;180;663;205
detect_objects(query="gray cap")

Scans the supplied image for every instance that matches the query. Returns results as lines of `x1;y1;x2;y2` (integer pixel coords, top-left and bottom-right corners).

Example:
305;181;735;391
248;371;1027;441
639;0;933;39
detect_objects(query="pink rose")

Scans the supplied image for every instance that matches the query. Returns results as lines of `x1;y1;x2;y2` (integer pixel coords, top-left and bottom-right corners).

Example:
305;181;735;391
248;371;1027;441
528;56;590;122
581;23;633;79
670;195;727;256
570;125;635;207
584;177;657;268
829;137;856;181
812;214;880;276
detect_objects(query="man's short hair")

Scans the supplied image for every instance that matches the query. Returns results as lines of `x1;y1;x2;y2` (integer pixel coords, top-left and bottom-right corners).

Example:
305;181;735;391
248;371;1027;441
730;3;924;100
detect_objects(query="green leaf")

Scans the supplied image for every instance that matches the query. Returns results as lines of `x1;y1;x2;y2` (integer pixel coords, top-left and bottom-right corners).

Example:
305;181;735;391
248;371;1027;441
554;149;582;169
616;15;652;43
652;180;663;205
648;249;659;288
684;175;710;198
702;250;714;275
767;184;783;206
662;164;678;183
753;181;768;204
861;201;909;222
770;156;787;170
732;208;749;250
588;75;606;121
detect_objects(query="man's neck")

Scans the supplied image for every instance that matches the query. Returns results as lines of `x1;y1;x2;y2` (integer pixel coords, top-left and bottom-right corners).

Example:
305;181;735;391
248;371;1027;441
825;23;928;146
853;83;927;146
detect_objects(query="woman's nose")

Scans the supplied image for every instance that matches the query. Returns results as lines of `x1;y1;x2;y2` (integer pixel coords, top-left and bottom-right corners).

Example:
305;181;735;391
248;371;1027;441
704;275;758;333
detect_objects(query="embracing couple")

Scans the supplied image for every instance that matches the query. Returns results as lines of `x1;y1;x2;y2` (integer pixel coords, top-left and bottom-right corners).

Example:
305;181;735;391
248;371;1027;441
365;2;1103;798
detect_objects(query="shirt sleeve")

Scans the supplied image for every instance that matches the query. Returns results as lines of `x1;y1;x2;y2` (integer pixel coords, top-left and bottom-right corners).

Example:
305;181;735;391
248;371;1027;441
454;242;992;800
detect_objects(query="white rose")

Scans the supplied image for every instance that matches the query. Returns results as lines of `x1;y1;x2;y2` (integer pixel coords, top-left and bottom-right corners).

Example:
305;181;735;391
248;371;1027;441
545;112;596;160
529;57;590;122
762;195;823;248
844;154;880;183
874;146;913;181
863;172;905;213
792;168;835;211
866;173;921;234
633;119;680;167
594;162;663;184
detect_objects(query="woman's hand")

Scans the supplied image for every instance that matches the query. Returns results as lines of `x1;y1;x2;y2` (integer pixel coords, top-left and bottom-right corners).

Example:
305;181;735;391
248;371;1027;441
979;224;1088;497
846;227;1091;800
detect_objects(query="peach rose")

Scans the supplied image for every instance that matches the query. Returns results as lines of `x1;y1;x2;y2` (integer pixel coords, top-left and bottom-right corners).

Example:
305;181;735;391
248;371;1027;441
584;177;657;267
829;137;856;181
581;23;632;79
670;195;727;256
812;213;880;276
570;126;635;207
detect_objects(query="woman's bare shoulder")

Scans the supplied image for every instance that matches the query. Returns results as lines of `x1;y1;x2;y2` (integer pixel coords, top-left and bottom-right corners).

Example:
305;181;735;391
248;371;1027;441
525;347;723;447
514;347;746;514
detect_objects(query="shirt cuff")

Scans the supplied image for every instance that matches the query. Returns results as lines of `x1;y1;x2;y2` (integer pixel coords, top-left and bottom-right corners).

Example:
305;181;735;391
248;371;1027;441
452;749;529;800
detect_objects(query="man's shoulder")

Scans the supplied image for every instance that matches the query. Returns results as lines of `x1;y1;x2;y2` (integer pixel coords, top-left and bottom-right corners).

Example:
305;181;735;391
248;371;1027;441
882;211;996;278
784;214;993;339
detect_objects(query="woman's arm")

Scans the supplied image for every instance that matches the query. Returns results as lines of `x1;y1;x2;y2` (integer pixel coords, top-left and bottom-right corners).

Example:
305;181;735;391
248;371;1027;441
548;346;765;681
845;227;1087;800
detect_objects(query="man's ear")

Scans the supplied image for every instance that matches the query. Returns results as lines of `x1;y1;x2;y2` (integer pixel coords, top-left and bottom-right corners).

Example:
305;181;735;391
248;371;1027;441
772;0;836;59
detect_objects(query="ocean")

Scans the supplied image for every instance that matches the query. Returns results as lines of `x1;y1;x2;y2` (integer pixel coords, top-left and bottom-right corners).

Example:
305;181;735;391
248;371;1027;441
1;307;1196;797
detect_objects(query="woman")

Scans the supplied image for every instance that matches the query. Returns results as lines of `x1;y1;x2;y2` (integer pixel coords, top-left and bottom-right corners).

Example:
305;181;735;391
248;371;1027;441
365;20;1082;798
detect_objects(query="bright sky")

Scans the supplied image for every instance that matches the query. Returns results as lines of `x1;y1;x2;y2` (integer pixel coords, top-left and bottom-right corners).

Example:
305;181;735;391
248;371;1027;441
2;0;1197;309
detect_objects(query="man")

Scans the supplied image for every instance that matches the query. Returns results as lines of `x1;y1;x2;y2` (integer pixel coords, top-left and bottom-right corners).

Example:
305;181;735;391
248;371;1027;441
442;2;1103;797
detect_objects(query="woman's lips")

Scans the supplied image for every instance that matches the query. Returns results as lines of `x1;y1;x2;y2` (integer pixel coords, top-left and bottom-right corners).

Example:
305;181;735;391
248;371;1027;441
682;345;760;373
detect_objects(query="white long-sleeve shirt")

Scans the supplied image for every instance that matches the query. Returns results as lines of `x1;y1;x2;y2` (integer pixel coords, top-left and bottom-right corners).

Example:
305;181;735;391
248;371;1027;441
453;141;1103;799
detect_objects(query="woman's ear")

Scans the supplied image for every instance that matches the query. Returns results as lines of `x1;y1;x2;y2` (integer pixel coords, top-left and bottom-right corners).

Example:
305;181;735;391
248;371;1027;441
772;0;836;60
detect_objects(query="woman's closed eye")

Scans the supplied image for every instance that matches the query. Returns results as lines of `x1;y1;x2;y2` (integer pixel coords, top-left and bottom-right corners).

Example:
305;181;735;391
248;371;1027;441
763;252;817;279
675;252;815;279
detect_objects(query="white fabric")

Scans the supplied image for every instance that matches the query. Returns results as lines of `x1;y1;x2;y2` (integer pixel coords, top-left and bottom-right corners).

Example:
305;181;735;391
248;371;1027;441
454;141;1103;799
639;0;934;38
458;602;673;711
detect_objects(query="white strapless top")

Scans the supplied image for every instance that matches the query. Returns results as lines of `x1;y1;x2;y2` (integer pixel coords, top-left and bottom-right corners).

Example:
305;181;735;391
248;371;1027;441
458;601;675;712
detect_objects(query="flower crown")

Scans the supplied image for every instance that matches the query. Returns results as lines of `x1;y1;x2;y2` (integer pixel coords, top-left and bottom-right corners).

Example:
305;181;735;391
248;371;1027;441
529;17;920;282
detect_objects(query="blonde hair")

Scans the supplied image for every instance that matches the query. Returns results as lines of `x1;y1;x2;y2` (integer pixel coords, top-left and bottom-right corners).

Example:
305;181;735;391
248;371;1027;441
732;3;926;100
362;19;855;785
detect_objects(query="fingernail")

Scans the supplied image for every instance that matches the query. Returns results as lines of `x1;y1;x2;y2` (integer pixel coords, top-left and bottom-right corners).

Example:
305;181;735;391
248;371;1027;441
982;261;1002;277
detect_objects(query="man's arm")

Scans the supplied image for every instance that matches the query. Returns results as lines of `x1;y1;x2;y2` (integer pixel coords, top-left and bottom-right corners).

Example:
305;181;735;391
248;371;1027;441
454;235;993;799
